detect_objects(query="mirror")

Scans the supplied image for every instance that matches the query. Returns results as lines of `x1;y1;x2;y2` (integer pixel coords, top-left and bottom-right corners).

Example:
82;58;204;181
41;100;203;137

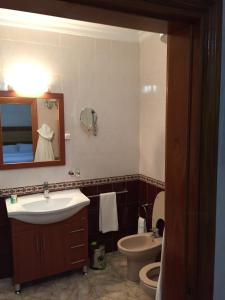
80;108;97;136
0;91;65;169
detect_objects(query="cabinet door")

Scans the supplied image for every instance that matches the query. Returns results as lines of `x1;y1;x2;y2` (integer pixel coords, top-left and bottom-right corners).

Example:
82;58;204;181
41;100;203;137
41;224;66;277
12;230;41;284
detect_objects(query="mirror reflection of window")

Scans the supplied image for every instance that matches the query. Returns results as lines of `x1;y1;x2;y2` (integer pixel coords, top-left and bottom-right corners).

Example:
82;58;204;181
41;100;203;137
0;103;34;163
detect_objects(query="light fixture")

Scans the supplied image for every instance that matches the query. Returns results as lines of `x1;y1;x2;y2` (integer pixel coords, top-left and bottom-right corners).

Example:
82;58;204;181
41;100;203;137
4;60;51;97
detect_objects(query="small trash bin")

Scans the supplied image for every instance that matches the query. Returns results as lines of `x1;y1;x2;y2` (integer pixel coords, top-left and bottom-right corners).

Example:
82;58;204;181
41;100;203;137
90;242;106;270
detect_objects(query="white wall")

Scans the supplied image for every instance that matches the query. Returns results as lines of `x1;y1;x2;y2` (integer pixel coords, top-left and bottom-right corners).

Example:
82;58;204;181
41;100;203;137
0;28;167;189
139;33;167;181
0;26;140;188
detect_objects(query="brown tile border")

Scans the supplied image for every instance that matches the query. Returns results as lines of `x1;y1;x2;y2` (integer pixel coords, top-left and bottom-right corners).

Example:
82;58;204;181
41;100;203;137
0;174;165;197
139;174;165;189
0;174;139;197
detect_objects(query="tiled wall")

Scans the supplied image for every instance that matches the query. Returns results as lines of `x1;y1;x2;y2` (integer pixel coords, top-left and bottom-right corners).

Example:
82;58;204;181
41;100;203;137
139;33;167;182
83;180;139;253
0;25;140;188
0;174;164;278
84;178;164;253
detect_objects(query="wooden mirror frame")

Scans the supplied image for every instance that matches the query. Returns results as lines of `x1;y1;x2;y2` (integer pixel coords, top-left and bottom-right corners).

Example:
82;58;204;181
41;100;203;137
0;91;65;169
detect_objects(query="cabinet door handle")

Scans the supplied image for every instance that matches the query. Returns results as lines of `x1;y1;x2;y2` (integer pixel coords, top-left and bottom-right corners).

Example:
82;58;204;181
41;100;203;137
70;228;84;233
71;259;85;265
70;243;85;249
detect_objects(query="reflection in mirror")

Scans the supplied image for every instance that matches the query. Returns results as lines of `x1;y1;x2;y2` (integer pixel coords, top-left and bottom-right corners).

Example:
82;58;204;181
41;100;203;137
0;92;65;169
0;103;34;163
80;108;97;136
35;98;59;162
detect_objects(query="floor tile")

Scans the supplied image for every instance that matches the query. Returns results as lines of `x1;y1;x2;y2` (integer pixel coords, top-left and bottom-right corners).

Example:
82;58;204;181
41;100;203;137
0;252;153;300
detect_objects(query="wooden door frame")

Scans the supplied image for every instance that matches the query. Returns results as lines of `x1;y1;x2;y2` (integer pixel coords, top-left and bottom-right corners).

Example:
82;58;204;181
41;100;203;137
0;1;222;299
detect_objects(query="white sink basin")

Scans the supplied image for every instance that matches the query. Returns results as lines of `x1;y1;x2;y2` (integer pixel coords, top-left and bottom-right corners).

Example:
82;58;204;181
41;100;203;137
6;189;90;224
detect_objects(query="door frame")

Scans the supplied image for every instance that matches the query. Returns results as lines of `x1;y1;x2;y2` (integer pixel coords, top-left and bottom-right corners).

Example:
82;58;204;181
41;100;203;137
1;1;222;299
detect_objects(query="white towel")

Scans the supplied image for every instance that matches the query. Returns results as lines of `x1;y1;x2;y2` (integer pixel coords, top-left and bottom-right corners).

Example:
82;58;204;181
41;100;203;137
138;217;147;233
99;192;118;233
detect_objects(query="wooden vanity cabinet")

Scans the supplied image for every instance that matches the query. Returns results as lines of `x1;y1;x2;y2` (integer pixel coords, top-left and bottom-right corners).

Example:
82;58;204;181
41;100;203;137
10;208;88;288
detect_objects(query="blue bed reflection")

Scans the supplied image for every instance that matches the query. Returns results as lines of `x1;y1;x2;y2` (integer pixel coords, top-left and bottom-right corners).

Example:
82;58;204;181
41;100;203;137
3;144;34;163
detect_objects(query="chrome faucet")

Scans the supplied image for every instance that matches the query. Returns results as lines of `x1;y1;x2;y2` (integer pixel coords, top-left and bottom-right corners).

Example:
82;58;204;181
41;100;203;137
43;181;50;199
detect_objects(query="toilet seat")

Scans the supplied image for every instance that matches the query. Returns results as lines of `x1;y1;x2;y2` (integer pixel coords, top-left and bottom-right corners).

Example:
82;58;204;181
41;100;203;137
139;262;161;288
152;192;165;229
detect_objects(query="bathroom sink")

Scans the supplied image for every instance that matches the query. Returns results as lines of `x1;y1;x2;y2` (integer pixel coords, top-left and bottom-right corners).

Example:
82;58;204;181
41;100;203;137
22;198;72;212
5;189;90;224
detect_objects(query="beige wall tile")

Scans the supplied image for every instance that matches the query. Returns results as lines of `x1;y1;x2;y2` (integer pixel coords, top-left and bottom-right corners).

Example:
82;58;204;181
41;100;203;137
0;27;140;188
139;33;167;181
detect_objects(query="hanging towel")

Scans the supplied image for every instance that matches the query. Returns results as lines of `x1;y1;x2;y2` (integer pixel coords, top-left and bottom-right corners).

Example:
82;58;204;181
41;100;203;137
34;124;55;162
138;217;147;233
156;229;165;300
99;192;118;233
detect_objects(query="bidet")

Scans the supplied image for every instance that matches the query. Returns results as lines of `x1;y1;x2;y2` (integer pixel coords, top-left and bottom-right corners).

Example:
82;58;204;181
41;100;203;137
117;233;162;281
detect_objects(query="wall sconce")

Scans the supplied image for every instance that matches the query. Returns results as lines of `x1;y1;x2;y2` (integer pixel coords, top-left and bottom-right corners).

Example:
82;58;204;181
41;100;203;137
4;61;51;97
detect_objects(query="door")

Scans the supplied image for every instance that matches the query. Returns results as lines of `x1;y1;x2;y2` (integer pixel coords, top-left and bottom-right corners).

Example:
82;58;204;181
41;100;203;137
12;230;41;284
1;1;222;299
41;224;66;277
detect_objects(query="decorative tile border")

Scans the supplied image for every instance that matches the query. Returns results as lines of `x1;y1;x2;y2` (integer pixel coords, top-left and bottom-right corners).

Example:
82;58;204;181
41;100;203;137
139;174;165;189
0;174;139;197
0;174;165;197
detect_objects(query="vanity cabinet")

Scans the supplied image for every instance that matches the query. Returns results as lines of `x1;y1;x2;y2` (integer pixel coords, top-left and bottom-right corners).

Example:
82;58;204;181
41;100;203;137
10;208;88;289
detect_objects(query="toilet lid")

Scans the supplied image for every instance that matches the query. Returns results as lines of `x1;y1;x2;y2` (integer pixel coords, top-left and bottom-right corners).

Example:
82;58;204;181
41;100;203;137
152;191;165;229
139;262;161;288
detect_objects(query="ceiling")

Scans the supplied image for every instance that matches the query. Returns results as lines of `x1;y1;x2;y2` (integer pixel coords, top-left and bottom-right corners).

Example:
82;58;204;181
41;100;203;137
0;8;154;42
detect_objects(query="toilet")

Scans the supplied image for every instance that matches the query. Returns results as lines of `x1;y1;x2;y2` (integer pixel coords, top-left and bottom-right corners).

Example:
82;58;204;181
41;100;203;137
117;191;165;282
139;262;161;298
139;192;165;298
